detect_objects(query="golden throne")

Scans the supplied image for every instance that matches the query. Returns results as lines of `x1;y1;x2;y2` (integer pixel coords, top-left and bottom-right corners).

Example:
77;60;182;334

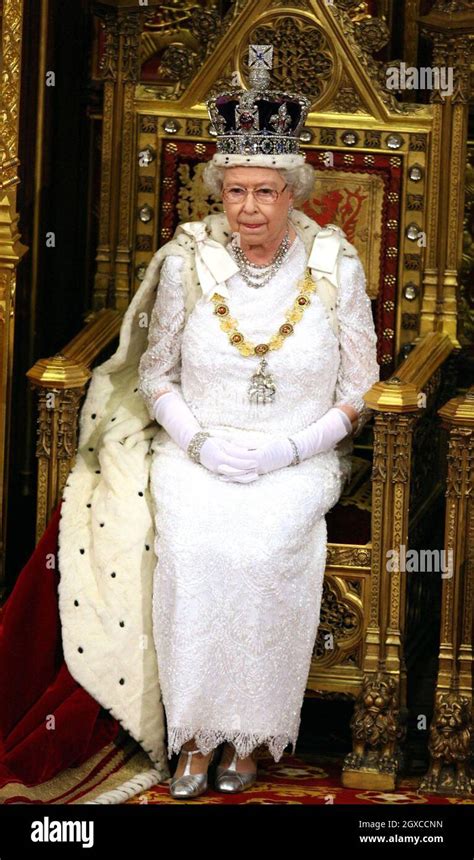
23;1;472;791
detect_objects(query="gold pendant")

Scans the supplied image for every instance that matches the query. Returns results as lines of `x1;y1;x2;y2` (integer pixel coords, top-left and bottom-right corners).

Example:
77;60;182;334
248;357;276;404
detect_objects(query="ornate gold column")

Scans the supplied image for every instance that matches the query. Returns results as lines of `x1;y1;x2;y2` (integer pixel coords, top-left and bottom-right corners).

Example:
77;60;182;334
27;360;91;543
404;0;421;72
419;1;473;343
419;387;474;798
0;0;29;592
92;2;152;312
342;379;419;790
342;332;454;790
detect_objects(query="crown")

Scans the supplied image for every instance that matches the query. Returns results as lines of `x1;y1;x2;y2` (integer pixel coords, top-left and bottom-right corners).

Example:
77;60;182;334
206;45;311;167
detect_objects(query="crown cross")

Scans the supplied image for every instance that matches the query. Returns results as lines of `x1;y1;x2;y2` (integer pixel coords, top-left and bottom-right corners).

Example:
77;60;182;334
248;44;273;88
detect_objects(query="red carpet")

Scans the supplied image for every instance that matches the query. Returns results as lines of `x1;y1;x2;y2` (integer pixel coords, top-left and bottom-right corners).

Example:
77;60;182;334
1;738;469;804
123;749;472;806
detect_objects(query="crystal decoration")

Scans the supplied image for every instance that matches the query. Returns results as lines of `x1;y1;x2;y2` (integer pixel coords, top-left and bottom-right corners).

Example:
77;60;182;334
163;118;181;135
387;133;403;149
138;204;153;224
408;164;423;182
404;283;418;301
138;146;156;166
406;223;420;241
342;131;359;146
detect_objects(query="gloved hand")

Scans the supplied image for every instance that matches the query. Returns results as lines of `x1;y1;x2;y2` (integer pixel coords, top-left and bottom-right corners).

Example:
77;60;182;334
153;390;203;451
200;437;259;483
222;407;354;478
153;391;259;482
289;407;353;464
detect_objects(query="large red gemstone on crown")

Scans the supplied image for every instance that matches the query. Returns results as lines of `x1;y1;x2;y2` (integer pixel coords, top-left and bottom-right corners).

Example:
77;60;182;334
239;113;255;130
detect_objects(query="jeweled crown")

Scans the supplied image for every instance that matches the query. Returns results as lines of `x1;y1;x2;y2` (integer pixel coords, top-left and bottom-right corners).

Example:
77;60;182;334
206;45;311;158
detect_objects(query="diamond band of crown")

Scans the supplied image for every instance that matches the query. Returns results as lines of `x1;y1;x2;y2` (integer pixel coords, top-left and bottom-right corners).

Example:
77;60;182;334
217;136;300;156
206;44;310;160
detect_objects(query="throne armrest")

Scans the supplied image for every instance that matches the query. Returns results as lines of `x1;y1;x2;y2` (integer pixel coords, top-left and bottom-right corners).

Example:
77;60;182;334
364;332;454;416
27;309;123;541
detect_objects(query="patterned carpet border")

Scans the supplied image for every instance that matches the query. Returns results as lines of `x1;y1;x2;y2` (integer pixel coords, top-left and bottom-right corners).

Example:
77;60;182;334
2;740;472;805
0;735;166;805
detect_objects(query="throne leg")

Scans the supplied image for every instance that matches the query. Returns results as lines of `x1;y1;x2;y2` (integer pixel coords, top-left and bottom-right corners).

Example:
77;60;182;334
418;692;473;797
342;671;407;790
418;397;474;798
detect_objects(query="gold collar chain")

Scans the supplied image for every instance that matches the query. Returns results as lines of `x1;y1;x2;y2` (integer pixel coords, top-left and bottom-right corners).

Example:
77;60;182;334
210;268;316;404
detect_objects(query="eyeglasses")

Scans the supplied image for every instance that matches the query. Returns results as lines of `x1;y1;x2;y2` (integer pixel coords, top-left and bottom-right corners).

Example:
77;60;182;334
222;183;288;205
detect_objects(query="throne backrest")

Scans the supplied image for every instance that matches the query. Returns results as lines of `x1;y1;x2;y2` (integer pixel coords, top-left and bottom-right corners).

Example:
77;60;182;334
156;140;407;378
91;1;435;379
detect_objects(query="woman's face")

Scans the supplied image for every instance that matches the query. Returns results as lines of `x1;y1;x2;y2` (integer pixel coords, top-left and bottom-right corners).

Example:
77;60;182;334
221;166;294;247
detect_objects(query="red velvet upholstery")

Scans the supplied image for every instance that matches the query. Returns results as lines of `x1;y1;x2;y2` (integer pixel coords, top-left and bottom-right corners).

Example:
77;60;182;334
0;502;119;788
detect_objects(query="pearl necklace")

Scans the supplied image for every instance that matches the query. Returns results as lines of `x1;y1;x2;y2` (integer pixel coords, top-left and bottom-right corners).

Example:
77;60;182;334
230;231;291;288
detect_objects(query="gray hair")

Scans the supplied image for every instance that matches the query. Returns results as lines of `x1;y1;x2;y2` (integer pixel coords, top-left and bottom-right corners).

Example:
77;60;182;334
202;161;316;206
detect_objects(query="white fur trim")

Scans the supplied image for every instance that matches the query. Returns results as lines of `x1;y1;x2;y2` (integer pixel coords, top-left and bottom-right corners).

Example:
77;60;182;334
211;153;306;169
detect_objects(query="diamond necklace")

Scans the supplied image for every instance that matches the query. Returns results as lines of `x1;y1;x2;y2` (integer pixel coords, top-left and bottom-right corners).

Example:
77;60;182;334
230;230;291;288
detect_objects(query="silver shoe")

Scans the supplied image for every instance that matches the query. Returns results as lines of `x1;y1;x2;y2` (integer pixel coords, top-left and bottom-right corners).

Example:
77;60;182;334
169;746;215;799
214;744;258;793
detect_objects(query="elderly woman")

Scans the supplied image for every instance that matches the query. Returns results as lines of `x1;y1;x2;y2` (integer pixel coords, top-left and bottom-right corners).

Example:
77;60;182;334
134;50;379;799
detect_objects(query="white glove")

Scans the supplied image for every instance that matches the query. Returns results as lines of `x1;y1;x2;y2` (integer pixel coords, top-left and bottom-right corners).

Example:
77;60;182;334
287;406;353;463
226;407;353;478
200;438;259;482
153;391;259;482
153;390;203;451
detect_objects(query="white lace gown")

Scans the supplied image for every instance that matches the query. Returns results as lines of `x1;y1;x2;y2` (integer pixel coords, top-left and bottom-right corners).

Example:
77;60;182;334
137;234;379;762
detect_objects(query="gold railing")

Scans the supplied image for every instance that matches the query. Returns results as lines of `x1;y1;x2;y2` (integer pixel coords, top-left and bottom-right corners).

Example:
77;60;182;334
27;309;123;542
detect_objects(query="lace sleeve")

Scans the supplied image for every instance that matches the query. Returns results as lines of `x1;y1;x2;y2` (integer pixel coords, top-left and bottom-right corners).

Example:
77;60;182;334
334;253;380;436
137;254;186;420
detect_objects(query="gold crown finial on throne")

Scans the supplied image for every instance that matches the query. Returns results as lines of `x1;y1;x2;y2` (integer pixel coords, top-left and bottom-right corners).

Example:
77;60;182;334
206;44;311;169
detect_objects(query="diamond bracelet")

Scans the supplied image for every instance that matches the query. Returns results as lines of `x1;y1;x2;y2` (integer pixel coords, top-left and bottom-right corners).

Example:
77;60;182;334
288;437;300;466
187;431;211;464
